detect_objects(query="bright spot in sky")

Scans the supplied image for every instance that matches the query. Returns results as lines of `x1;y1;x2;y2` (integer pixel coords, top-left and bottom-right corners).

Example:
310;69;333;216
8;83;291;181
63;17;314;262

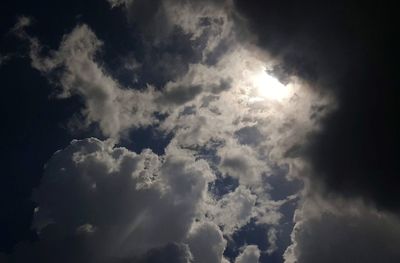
252;69;292;101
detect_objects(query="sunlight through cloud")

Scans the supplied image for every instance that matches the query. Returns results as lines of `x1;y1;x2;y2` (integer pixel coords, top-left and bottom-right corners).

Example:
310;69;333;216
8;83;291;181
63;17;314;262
251;68;292;101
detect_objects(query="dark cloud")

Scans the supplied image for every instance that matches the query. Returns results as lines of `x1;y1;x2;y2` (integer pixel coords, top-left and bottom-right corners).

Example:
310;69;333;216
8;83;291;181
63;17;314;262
209;79;232;94
161;85;203;105
286;201;400;263
235;0;399;212
131;243;193;263
158;79;231;106
7;238;192;263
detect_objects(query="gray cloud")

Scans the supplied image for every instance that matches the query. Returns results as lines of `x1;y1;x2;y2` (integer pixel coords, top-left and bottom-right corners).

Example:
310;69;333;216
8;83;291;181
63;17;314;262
235;0;399;215
160;85;203;105
111;243;193;263
12;138;214;262
209;186;257;235
107;0;132;8
284;196;400;263
234;245;260;263
187;222;228;263
14;21;160;139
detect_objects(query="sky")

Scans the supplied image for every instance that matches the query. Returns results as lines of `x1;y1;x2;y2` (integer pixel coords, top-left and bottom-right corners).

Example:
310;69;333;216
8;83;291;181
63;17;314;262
0;1;398;263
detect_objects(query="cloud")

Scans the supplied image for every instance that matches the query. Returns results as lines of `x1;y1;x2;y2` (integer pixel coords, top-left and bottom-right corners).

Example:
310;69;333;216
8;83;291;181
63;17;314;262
12;4;240;140
231;6;400;262
234;0;399;214
107;0;132;8
11;16;32;33
217;140;269;186
284;196;400;263
234;245;260;263
187;222;228;263
160;84;203;106
135;243;193;263
105;0;236;88
14;22;160;139
266;228;278;255
16;137;214;262
209;186;257;235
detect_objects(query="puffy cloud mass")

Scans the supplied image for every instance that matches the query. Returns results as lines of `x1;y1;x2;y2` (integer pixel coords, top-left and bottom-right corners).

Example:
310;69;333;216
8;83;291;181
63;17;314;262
284;196;400;263
235;245;260;263
187;222;228;263
16;137;212;262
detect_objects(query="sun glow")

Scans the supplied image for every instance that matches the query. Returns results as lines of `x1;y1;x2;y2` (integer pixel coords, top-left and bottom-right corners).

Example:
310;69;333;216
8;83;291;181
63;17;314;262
251;69;292;101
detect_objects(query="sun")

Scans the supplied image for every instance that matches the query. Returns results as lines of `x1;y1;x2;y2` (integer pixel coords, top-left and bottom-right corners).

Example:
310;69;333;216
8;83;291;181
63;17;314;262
251;68;292;101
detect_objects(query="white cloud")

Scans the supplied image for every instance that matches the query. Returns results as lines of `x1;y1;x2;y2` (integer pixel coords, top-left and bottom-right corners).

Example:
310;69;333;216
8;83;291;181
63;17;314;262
266;228;278;254
209;185;257;235
234;245;260;263
217;139;269;186
16;23;160;139
187;222;228;263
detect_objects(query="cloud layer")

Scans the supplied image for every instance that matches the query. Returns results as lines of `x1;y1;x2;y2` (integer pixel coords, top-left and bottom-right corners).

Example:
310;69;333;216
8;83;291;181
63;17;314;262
7;1;331;261
3;0;398;263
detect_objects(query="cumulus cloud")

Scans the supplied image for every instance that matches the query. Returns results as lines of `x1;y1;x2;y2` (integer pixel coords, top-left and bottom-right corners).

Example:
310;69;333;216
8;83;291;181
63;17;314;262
187;222;228;263
209;186;257;235
234;245;260;263
283;195;400;263
13;137;213;262
217;140;269;186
